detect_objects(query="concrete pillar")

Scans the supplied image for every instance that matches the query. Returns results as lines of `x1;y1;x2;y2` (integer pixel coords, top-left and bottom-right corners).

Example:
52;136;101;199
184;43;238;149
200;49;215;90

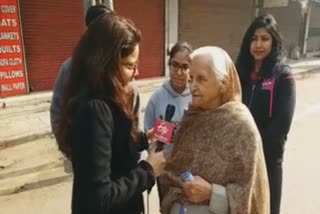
103;0;114;11
83;0;96;14
302;5;311;55
256;0;264;16
95;0;114;10
165;0;178;76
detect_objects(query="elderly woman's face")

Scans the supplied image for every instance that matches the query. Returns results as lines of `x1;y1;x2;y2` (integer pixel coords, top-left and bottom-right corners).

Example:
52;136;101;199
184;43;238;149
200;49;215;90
189;56;222;109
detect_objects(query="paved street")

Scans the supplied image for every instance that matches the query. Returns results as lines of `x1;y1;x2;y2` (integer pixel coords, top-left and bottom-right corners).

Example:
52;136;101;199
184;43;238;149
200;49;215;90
281;72;320;214
0;72;320;214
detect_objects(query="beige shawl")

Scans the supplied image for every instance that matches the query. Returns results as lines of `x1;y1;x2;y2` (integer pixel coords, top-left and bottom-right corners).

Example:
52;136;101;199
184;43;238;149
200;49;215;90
159;47;270;214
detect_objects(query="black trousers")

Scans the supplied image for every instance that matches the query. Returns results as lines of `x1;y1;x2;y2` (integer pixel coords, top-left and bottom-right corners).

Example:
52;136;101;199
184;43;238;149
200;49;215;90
266;161;283;214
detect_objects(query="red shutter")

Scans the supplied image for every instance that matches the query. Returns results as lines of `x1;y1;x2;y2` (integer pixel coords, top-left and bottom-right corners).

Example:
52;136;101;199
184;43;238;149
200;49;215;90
114;0;165;78
20;0;84;91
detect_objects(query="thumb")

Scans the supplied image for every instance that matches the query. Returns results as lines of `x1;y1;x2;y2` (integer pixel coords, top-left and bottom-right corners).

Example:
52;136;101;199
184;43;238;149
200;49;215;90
146;128;154;138
148;143;157;153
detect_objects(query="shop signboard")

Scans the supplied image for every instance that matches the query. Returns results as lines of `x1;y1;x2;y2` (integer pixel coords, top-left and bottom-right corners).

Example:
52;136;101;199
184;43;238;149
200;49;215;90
0;0;28;97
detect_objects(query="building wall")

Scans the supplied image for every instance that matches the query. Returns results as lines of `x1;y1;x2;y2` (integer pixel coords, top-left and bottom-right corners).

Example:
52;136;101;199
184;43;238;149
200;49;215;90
179;0;255;59
260;2;304;56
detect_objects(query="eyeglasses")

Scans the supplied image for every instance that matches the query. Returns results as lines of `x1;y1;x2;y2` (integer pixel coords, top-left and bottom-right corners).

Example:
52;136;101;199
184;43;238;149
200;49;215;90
169;60;190;72
122;62;138;71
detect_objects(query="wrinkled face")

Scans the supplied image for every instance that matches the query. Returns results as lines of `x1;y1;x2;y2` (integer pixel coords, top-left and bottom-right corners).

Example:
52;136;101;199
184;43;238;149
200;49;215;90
119;45;140;84
169;51;190;92
250;27;273;62
189;55;222;109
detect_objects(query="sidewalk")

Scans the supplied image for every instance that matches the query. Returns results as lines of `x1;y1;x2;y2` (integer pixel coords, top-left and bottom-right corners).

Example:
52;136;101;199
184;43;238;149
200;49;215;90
287;57;320;77
0;57;319;148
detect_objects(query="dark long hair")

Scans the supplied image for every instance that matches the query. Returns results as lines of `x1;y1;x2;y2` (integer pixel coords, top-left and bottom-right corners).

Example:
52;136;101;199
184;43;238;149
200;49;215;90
236;14;285;84
57;13;141;156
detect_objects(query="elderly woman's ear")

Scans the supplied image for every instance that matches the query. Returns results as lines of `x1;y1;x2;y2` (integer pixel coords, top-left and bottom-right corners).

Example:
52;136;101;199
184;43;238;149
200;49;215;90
220;77;228;94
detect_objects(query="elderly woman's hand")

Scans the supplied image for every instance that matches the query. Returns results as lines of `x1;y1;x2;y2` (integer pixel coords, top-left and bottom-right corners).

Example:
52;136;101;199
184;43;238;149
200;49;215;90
182;175;212;203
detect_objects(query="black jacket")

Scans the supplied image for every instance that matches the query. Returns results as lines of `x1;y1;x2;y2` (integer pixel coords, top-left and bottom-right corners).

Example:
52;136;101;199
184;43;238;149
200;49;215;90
68;97;154;214
241;64;296;164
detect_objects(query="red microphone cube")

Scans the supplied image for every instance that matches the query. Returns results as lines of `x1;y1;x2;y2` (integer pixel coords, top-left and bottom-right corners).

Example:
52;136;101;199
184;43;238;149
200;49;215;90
153;119;175;144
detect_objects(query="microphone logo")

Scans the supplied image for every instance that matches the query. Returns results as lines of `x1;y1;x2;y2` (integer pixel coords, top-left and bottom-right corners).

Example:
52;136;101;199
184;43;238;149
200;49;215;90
157;122;169;136
154;104;176;151
153;119;175;145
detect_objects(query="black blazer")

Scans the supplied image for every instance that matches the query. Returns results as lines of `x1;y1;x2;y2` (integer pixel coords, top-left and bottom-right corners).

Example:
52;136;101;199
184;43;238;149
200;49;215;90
68;97;154;214
241;64;296;164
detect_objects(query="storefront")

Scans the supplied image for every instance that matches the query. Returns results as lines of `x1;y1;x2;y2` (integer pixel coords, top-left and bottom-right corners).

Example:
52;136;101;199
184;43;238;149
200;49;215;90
178;0;254;59
19;0;84;92
114;0;165;78
0;0;28;97
0;0;165;97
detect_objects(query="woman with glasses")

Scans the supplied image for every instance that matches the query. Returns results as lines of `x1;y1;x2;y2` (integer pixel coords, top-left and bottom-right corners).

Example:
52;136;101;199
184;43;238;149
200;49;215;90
144;42;192;132
144;41;192;203
57;14;166;214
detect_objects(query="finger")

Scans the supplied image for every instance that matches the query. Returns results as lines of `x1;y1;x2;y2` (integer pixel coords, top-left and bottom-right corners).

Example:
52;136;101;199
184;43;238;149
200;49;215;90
148;145;157;153
148;136;156;145
185;190;192;198
182;182;191;190
182;183;188;191
184;180;193;185
147;128;154;136
187;187;195;195
183;185;191;194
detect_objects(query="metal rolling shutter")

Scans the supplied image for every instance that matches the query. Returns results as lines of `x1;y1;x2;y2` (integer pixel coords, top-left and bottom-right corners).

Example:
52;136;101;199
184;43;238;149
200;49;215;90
20;0;84;91
115;0;165;78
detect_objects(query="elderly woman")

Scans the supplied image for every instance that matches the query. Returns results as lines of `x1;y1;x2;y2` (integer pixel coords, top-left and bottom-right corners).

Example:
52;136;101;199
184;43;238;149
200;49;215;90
159;46;270;214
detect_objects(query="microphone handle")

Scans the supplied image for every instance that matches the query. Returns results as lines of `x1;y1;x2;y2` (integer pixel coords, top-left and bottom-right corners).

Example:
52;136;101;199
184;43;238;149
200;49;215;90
155;140;164;152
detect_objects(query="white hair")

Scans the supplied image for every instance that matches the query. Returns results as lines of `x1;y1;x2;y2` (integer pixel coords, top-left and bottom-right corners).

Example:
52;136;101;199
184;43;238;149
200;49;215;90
190;46;232;80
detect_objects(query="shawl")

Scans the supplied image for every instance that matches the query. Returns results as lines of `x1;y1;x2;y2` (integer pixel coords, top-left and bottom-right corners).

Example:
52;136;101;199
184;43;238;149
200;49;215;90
159;47;270;214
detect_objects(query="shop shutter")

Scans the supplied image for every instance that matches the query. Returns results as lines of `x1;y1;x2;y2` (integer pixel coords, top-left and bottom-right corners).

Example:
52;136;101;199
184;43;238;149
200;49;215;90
115;0;165;78
20;0;84;91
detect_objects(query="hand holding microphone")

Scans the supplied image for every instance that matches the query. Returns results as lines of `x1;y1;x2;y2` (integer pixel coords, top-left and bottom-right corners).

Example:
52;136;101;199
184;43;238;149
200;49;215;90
153;104;176;152
146;148;166;177
146;104;176;177
145;104;176;177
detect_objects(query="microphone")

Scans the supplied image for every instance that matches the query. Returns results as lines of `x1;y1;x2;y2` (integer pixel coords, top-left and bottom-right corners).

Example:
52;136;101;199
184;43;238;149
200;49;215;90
155;104;176;152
